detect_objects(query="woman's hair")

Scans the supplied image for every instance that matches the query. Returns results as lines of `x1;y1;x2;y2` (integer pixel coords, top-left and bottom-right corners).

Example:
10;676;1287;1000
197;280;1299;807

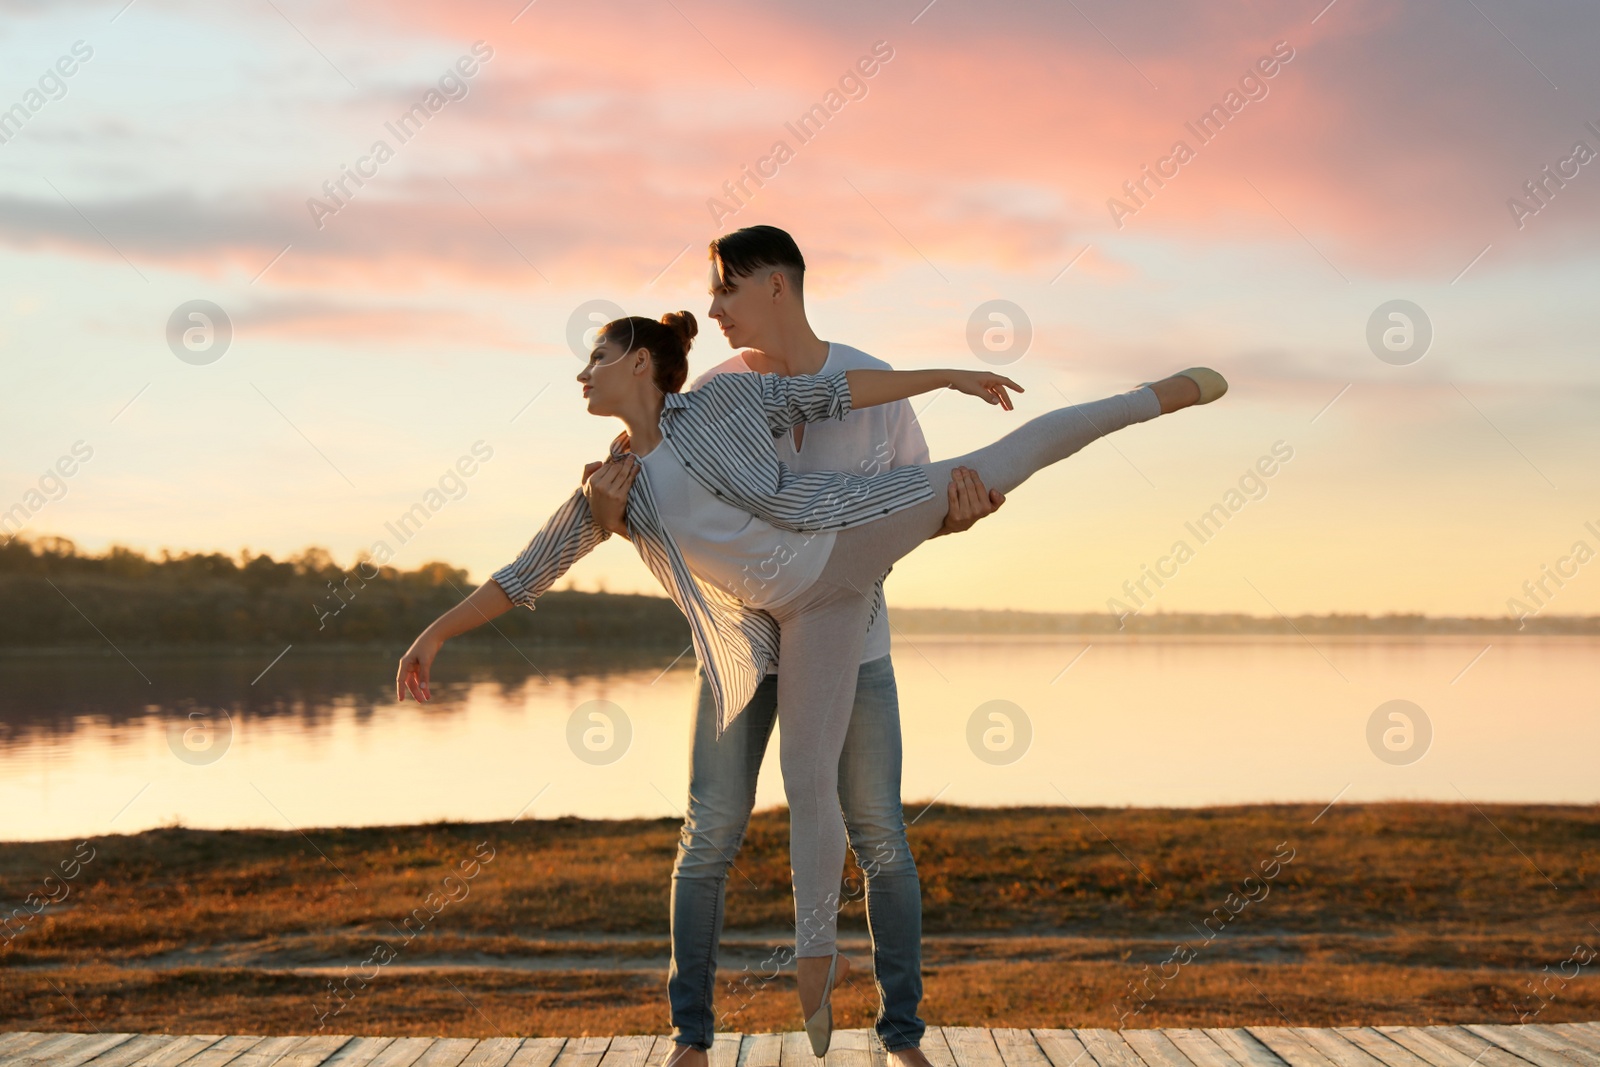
597;311;697;394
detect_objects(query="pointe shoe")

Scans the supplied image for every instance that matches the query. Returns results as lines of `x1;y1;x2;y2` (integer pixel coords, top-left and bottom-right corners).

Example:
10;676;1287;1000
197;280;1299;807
1175;367;1228;404
802;952;840;1057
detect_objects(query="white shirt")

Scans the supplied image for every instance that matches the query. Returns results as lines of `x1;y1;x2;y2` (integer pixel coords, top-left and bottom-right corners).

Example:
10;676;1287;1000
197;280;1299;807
636;435;835;610
690;342;931;664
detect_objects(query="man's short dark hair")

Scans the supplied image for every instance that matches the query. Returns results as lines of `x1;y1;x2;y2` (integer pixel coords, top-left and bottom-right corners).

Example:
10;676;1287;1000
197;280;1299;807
709;225;805;292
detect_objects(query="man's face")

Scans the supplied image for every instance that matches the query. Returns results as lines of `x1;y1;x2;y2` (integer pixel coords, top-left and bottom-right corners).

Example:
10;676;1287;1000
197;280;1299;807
706;256;772;351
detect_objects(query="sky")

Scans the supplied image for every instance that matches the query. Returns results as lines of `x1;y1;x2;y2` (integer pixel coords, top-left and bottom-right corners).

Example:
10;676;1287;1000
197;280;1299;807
2;0;1599;618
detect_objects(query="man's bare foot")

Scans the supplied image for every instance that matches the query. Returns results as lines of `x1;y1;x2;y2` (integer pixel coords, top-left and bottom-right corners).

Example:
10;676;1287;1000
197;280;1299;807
796;953;852;1020
662;1045;707;1067
1148;373;1202;414
889;1048;935;1067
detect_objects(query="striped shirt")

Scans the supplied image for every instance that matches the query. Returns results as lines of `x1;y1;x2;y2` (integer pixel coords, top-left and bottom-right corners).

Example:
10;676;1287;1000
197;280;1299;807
491;369;936;736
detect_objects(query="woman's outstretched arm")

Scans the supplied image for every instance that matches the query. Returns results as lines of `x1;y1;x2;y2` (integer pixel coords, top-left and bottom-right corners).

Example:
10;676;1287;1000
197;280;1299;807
395;579;514;702
845;368;1023;411
396;487;608;701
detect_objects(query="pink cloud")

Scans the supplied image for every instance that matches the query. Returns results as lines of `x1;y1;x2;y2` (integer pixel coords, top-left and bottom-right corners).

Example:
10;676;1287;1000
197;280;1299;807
1;0;1595;289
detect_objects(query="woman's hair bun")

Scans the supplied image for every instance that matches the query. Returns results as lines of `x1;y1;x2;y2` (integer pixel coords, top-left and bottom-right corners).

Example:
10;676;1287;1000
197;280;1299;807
661;310;698;350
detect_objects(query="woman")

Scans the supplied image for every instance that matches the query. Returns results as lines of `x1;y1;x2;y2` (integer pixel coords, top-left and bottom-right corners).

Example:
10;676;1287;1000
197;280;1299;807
396;310;1224;1051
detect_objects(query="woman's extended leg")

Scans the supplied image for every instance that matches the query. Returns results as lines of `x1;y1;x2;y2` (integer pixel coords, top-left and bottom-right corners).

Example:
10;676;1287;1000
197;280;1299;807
824;383;1169;604
760;383;1169;964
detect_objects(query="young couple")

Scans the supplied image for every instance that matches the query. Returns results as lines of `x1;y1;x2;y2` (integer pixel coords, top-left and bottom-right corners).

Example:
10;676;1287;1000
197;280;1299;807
396;226;1226;1060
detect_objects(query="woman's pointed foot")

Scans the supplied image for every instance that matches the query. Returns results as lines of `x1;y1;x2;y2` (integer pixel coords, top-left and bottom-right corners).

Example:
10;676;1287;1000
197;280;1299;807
890;1048;936;1067
798;953;851;1056
1147;367;1227;413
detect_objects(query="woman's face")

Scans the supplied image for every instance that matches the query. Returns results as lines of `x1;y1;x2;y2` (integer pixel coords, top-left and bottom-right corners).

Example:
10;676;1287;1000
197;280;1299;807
576;335;647;416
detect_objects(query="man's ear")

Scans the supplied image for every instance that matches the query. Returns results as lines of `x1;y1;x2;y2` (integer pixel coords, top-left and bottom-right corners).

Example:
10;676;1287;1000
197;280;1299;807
768;269;786;302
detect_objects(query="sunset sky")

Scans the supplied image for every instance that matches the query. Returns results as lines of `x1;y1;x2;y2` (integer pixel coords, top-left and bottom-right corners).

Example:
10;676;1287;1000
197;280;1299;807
3;0;1598;618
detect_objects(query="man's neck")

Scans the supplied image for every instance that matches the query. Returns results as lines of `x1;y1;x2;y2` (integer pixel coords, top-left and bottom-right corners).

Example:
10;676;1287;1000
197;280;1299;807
740;326;830;378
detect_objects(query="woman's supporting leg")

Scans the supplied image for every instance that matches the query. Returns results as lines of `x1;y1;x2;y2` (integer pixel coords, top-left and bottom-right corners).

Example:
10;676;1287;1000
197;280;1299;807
766;583;877;961
820;385;1164;594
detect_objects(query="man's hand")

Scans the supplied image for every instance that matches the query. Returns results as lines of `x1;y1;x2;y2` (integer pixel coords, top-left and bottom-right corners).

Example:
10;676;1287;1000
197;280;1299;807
933;466;1005;536
584;455;637;538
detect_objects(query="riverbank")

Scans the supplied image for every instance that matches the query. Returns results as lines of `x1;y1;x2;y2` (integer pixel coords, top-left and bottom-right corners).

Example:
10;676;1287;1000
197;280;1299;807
2;803;1596;1036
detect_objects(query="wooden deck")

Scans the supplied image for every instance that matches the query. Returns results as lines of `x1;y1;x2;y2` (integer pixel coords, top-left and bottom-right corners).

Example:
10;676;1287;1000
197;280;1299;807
2;1023;1598;1067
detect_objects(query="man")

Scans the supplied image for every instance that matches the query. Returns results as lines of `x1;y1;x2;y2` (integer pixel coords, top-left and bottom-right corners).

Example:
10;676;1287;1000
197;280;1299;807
585;225;1004;1066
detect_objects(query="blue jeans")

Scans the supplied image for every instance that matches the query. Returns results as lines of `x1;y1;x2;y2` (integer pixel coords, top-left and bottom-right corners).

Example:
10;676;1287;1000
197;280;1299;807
668;653;925;1052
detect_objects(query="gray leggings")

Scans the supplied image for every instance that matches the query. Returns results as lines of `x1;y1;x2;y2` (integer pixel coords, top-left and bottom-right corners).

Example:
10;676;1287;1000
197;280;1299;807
766;385;1163;957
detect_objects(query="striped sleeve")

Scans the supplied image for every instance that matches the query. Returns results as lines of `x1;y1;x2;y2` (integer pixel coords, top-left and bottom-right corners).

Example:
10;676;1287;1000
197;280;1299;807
490;488;608;608
754;370;854;434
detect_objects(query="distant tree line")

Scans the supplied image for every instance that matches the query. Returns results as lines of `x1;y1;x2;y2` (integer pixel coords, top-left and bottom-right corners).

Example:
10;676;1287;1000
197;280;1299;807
4;534;1593;650
0;535;689;650
887;606;1600;635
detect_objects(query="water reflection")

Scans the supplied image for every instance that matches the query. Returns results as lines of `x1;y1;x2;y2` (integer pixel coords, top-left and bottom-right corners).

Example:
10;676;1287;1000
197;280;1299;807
3;636;1596;842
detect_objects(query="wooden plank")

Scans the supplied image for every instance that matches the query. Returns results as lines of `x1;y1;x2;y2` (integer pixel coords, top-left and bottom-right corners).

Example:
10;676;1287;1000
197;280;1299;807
739;1035;783;1067
1377;1028;1515;1067
826;1030;874;1067
22;1033;131;1067
1200;1030;1290;1067
643;1036;681;1067
920;1032;958;1067
993;1031;1053;1067
1424;1028;1541;1067
553;1039;614;1067
637;1039;675;1067
709;1034;742;1067
220;1037;329;1067
1295;1030;1389;1067
509;1039;569;1067
125;1035;228;1067
1508;1028;1600;1067
77;1036;184;1067
1;1032;102;1066
945;1030;1005;1067
1164;1032;1241;1067
0;1037;51;1059
459;1040;526;1067
415;1040;485;1067
1122;1031;1197;1067
320;1038;400;1067
1246;1029;1337;1067
1032;1032;1092;1067
1074;1032;1147;1067
1546;1030;1600;1057
600;1038;657;1067
1332;1030;1437;1067
1465;1028;1591;1067
364;1038;447;1067
780;1031;822;1067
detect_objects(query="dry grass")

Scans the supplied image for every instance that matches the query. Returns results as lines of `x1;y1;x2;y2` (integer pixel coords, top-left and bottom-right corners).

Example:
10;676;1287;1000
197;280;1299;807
3;802;1597;1036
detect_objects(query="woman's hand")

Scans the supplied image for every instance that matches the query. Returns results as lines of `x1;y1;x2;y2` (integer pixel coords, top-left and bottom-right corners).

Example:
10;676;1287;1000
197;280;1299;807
584;455;637;537
946;370;1023;410
396;631;443;702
